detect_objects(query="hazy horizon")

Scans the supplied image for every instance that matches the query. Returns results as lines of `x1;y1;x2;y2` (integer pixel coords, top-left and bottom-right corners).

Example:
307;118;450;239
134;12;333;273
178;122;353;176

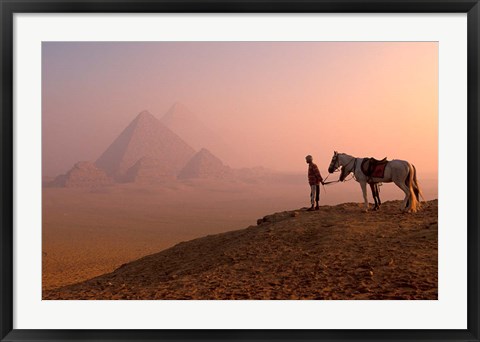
42;42;438;179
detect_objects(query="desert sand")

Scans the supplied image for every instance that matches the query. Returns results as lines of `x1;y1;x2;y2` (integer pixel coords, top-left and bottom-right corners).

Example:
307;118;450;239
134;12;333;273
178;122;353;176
42;178;309;290
44;199;437;300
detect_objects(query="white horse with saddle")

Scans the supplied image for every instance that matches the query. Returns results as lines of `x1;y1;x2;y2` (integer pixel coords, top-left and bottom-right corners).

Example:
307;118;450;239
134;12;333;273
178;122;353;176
327;151;423;212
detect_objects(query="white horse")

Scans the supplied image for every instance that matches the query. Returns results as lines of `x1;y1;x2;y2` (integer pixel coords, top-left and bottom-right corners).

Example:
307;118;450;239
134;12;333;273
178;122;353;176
327;151;423;212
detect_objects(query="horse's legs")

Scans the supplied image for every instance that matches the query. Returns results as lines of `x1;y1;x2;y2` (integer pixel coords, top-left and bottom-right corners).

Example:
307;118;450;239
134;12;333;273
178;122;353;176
360;181;369;212
374;184;381;210
376;184;382;207
372;184;376;207
394;180;411;212
369;183;379;210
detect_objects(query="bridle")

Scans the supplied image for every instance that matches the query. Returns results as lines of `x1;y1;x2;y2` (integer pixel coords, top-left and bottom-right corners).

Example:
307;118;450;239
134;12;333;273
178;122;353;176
326;153;356;184
329;153;341;173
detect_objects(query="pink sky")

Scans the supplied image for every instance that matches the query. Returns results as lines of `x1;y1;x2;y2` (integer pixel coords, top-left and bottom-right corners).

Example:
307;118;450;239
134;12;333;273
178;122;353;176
42;42;438;178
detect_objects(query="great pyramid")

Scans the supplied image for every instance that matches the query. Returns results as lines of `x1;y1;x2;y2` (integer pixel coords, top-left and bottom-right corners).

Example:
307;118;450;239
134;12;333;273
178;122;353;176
161;103;234;165
95;111;195;181
178;148;231;180
161;103;212;151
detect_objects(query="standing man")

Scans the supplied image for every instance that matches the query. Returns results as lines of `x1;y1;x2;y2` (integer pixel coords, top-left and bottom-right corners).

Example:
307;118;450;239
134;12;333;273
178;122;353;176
306;155;324;211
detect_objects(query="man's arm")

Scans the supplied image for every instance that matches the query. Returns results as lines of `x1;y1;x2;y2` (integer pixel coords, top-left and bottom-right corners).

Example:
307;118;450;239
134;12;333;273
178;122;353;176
314;164;323;184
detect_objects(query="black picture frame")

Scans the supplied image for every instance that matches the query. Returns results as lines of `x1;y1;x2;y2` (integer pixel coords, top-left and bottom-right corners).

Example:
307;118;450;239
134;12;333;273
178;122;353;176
1;0;479;341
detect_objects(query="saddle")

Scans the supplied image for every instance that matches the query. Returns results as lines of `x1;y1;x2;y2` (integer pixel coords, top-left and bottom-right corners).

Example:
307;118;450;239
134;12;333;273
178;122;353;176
361;157;388;179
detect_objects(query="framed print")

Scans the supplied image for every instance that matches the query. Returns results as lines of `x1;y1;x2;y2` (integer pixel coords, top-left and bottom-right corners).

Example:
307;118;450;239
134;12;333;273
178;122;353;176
1;0;479;341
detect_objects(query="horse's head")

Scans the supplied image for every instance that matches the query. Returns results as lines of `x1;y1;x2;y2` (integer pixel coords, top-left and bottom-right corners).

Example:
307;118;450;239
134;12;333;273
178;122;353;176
328;151;339;174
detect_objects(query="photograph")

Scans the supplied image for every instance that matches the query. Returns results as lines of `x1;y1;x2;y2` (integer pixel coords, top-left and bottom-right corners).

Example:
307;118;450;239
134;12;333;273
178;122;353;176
2;1;479;340
41;41;439;300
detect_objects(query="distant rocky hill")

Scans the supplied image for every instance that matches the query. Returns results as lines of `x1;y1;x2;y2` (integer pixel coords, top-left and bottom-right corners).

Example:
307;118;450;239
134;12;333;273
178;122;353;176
50;161;113;188
44;200;438;300
95;110;195;181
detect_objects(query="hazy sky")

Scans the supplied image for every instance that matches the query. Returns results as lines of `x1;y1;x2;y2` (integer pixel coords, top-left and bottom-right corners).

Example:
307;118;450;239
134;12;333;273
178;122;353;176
42;42;438;177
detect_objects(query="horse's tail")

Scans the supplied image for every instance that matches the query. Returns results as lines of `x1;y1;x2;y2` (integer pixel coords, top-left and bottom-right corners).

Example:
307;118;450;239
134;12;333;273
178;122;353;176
406;163;420;212
412;164;424;203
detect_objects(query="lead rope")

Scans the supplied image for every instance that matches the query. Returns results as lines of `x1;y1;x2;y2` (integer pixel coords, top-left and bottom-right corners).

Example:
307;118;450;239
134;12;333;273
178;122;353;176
321;157;358;194
321;170;341;194
321;173;330;194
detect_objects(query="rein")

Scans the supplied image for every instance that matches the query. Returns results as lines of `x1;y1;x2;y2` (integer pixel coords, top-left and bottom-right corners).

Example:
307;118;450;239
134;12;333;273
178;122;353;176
323;156;357;186
323;174;355;185
321;171;355;194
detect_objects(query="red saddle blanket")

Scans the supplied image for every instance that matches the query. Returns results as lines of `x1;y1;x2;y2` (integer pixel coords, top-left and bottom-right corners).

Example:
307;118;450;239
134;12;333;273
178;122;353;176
370;163;387;178
361;158;388;179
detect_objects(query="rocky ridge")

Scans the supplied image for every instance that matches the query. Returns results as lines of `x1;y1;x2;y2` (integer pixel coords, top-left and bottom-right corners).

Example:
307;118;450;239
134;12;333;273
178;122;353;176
44;200;438;300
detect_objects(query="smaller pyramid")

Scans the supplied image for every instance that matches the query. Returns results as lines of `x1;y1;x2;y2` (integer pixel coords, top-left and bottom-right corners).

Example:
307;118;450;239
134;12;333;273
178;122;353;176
51;161;113;188
178;148;231;180
125;157;176;183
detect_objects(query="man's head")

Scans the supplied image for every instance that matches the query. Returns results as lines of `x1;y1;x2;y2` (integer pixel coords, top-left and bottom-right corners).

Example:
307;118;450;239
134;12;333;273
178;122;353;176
305;155;313;164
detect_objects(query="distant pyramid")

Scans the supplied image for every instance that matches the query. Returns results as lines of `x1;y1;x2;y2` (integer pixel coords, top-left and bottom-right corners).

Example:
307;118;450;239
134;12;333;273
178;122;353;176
51;161;113;188
178;148;231;180
161;103;199;130
95;110;195;181
125;156;176;183
161;103;234;165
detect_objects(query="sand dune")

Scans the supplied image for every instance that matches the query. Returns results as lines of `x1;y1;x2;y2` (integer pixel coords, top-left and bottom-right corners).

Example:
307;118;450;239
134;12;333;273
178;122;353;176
44;199;437;300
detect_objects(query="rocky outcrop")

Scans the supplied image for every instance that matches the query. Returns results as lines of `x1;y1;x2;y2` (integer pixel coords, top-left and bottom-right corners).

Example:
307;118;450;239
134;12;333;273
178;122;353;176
44;200;438;300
